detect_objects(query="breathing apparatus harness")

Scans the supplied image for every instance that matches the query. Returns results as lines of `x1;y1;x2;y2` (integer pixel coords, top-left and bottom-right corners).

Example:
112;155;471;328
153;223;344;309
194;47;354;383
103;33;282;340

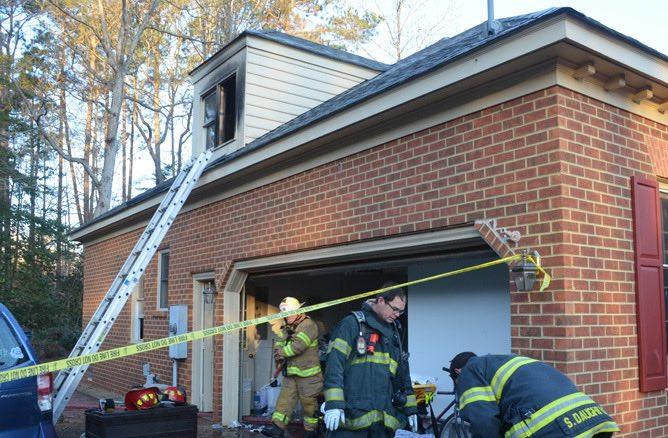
350;310;409;408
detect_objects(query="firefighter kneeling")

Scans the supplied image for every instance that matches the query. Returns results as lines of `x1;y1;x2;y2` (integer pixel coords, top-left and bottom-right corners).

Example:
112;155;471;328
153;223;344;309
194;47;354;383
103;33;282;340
450;352;620;438
267;297;323;438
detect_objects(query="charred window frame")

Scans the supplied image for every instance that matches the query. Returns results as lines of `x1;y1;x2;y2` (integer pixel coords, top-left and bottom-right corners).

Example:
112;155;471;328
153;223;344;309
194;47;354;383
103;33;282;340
203;74;236;149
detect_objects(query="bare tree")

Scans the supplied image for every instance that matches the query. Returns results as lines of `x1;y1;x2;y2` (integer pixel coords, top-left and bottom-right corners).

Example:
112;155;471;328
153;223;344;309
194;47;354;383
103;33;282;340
40;0;160;216
359;0;461;62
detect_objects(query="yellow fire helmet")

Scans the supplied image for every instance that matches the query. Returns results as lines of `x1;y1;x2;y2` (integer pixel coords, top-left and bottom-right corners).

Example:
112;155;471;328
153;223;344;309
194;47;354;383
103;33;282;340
279;297;304;312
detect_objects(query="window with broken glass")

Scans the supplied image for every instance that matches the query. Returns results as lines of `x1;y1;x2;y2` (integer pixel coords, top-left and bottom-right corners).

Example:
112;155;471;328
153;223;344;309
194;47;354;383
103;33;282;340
203;74;236;149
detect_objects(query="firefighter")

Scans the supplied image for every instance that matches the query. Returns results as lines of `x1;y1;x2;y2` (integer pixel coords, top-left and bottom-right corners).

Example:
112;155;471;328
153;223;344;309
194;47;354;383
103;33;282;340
449;352;619;438
323;286;418;437
268;297;323;438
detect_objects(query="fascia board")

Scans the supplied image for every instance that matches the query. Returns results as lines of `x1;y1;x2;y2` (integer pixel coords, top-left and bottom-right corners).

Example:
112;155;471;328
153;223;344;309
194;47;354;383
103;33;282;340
563;17;668;86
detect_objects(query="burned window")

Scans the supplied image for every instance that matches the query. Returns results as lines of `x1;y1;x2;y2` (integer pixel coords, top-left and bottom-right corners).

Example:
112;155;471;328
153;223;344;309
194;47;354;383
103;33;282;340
203;74;236;149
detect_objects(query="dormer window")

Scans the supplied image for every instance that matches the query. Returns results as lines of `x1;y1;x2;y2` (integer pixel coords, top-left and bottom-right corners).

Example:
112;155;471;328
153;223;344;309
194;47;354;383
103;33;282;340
203;74;236;149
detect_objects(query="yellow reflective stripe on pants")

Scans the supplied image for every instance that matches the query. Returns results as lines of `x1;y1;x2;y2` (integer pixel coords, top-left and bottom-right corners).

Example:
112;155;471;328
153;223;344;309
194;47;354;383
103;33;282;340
345;410;402;431
325;388;345;401
309;339;318;347
574;421;619;437
491;356;537;400
295;331;311;345
328;338;352;357
505;392;595;438
349;352;398;375
405;394;417;408
286;365;321;377
459;385;495;410
304;416;319;425
272;411;290;424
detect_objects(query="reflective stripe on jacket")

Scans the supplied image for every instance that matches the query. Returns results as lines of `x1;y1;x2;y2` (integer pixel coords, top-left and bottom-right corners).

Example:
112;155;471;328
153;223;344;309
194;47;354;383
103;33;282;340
323;301;416;431
456;355;619;438
275;316;321;377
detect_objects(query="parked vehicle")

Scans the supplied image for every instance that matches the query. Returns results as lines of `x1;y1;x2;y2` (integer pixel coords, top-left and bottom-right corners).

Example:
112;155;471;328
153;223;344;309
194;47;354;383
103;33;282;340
0;303;57;437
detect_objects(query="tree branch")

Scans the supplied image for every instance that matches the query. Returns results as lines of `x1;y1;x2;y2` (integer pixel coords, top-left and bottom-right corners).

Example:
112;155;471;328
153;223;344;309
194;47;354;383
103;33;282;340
13;83;101;189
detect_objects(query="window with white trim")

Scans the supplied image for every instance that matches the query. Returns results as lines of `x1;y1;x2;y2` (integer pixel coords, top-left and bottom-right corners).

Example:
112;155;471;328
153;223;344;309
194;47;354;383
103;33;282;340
158;251;170;311
203;74;236;149
131;277;145;343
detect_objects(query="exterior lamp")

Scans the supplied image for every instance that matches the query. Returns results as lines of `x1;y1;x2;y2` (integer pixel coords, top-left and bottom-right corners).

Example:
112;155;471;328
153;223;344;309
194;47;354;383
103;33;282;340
202;282;218;304
510;251;538;292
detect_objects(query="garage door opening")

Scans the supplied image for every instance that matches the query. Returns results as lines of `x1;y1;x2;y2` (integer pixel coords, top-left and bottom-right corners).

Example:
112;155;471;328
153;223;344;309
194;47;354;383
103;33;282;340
238;247;510;422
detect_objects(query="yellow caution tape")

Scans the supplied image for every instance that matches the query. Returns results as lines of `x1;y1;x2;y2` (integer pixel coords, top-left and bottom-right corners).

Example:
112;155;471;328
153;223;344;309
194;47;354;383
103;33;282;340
0;253;551;384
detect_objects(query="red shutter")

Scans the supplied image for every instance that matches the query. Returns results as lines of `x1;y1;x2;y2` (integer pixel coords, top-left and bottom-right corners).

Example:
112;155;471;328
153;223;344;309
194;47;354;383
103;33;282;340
631;175;667;392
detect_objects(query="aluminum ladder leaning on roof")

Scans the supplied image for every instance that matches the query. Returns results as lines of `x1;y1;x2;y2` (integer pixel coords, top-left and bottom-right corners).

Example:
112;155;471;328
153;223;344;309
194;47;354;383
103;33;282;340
52;148;213;422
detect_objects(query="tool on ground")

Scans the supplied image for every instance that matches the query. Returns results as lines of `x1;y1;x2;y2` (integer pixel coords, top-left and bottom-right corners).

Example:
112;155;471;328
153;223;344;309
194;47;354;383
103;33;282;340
51;149;213;422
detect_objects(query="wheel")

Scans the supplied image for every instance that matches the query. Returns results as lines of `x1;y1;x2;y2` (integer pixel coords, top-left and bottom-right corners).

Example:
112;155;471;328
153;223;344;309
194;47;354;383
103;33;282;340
439;414;472;438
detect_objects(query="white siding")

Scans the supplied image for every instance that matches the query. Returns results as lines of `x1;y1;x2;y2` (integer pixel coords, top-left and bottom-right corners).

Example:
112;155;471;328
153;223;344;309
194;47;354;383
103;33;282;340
243;38;381;144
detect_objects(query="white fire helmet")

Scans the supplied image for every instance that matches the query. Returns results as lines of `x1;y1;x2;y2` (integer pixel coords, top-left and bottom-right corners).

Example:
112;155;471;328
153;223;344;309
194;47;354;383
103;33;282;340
279;297;304;312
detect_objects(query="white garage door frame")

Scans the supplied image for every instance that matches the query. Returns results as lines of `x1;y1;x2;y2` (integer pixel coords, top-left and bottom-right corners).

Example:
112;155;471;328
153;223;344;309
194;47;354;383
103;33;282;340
220;226;485;425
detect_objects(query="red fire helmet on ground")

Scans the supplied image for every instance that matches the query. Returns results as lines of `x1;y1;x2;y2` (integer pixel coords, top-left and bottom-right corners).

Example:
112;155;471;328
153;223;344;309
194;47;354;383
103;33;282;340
124;387;160;411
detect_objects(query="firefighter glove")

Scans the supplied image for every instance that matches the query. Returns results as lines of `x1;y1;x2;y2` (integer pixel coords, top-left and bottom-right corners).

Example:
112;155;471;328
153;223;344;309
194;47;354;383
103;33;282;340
408;414;418;432
324;409;345;431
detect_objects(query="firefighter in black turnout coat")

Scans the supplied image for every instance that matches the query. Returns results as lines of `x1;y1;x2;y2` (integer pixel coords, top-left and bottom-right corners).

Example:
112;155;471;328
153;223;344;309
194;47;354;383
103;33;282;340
323;287;418;437
450;352;619;438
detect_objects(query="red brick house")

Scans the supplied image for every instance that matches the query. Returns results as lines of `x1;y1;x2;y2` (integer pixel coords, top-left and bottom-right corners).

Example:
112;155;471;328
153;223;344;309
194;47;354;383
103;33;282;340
71;8;668;436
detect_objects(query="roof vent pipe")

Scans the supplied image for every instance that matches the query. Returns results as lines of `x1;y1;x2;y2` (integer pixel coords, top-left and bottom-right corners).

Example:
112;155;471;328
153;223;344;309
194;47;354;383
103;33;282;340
486;0;501;35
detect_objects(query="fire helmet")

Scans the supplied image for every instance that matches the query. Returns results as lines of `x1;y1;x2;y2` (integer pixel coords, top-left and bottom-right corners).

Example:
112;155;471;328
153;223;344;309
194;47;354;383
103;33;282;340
124;387;160;411
162;386;186;404
279;297;304;312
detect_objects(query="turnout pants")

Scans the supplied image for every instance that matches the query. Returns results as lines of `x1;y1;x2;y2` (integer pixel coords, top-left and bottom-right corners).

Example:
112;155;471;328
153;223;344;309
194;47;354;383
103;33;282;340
272;374;323;431
327;422;392;438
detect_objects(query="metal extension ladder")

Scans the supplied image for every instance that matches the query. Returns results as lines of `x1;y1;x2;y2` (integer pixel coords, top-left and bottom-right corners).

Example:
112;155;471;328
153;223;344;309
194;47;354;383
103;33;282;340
52;148;213;422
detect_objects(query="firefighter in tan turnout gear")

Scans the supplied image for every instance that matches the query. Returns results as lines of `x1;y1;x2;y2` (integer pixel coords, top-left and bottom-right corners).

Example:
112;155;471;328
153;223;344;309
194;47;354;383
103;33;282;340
268;297;323;438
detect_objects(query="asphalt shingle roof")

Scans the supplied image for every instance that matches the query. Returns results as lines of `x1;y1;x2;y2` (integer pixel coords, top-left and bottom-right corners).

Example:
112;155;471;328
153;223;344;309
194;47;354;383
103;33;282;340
73;7;668;236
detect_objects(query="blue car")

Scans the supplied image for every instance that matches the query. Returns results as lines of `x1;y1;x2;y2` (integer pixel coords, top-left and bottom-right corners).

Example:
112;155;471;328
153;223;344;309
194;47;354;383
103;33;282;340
0;303;58;437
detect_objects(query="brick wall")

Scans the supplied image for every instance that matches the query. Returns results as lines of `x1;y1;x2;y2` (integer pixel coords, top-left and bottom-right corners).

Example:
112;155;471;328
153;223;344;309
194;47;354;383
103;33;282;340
82;85;668;435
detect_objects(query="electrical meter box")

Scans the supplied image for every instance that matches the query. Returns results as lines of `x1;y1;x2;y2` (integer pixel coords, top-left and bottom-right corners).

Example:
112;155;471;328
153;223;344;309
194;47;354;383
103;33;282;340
169;304;188;359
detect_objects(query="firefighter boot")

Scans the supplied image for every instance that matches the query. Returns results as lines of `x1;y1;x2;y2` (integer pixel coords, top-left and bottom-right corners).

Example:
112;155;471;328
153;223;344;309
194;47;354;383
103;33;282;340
262;424;289;438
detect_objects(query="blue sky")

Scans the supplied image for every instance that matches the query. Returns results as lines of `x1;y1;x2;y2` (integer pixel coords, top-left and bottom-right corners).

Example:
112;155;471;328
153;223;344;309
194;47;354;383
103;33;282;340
468;0;668;55
357;0;668;63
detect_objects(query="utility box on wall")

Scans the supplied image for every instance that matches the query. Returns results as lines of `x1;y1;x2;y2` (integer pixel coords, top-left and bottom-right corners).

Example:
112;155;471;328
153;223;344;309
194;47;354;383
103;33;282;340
169;305;188;360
